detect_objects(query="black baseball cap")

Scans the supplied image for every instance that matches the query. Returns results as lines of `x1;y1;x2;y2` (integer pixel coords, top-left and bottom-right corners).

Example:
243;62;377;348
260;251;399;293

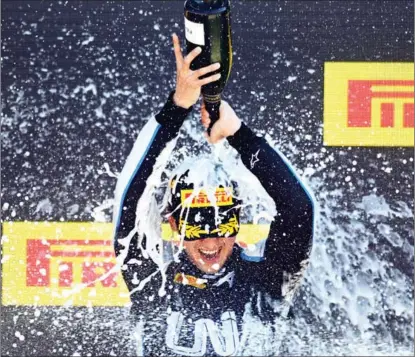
167;163;241;241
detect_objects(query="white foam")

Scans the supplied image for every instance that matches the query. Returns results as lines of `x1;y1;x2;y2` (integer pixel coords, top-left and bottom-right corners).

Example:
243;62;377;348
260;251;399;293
104;106;413;355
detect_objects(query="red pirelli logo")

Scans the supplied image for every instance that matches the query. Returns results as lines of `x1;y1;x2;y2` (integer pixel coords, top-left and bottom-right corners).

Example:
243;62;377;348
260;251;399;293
26;239;118;288
324;62;414;147
348;80;414;128
181;188;234;208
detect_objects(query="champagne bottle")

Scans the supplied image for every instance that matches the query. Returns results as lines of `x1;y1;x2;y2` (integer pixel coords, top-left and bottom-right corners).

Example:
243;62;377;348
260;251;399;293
184;0;233;134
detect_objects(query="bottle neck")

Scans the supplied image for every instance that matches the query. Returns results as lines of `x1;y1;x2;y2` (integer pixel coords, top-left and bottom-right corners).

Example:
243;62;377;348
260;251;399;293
203;0;222;5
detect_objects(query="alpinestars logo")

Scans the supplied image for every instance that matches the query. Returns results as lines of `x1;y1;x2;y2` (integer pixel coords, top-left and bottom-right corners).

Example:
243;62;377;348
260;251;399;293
250;150;260;169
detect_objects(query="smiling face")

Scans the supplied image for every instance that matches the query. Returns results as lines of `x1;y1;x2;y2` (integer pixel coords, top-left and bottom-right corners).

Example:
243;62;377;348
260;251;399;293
183;237;236;274
167;208;238;274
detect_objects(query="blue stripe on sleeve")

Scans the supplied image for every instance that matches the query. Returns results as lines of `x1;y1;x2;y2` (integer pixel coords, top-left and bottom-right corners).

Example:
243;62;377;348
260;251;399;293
115;124;161;230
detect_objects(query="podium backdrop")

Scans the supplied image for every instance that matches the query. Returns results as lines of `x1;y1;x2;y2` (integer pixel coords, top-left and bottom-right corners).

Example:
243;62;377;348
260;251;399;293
2;1;413;356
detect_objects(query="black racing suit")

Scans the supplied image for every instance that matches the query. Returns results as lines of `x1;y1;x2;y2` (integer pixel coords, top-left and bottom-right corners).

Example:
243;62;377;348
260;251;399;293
113;91;314;356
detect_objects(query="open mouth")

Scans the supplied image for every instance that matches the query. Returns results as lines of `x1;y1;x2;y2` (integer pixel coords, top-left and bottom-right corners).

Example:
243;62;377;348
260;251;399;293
199;247;222;262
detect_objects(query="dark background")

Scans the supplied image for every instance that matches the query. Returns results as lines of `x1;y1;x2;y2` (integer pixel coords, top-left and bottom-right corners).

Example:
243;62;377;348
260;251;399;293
1;0;414;356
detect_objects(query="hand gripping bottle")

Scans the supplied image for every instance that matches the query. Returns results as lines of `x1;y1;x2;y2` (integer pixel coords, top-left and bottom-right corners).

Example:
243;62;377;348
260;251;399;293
184;0;233;134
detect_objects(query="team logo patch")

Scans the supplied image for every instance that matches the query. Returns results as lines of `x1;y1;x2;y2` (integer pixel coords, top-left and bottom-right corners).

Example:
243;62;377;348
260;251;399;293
181;188;233;208
174;273;207;289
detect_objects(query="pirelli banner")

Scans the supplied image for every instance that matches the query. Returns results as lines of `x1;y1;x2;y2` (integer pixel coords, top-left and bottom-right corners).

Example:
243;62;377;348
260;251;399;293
1;222;269;307
324;62;414;146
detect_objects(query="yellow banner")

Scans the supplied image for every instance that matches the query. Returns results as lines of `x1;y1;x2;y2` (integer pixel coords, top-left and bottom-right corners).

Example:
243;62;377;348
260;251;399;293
1;222;269;306
324;62;414;146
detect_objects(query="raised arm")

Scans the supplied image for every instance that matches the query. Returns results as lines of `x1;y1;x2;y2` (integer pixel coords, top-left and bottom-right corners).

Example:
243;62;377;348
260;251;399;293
227;123;314;300
113;33;222;297
202;100;314;301
113;91;192;292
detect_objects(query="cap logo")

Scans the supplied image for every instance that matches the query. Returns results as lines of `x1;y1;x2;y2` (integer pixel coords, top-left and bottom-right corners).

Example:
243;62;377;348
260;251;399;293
181;188;233;208
211;214;239;237
178;218;208;239
178;214;240;240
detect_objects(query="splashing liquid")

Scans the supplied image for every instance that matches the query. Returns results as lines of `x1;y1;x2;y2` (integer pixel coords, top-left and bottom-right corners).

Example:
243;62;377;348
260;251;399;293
121;116;413;355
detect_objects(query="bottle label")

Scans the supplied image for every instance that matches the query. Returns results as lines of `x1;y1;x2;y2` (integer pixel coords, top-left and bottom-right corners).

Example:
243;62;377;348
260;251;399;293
184;18;205;46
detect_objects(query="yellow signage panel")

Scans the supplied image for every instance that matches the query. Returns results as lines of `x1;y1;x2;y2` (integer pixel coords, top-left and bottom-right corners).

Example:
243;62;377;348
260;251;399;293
1;222;269;306
324;62;414;146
